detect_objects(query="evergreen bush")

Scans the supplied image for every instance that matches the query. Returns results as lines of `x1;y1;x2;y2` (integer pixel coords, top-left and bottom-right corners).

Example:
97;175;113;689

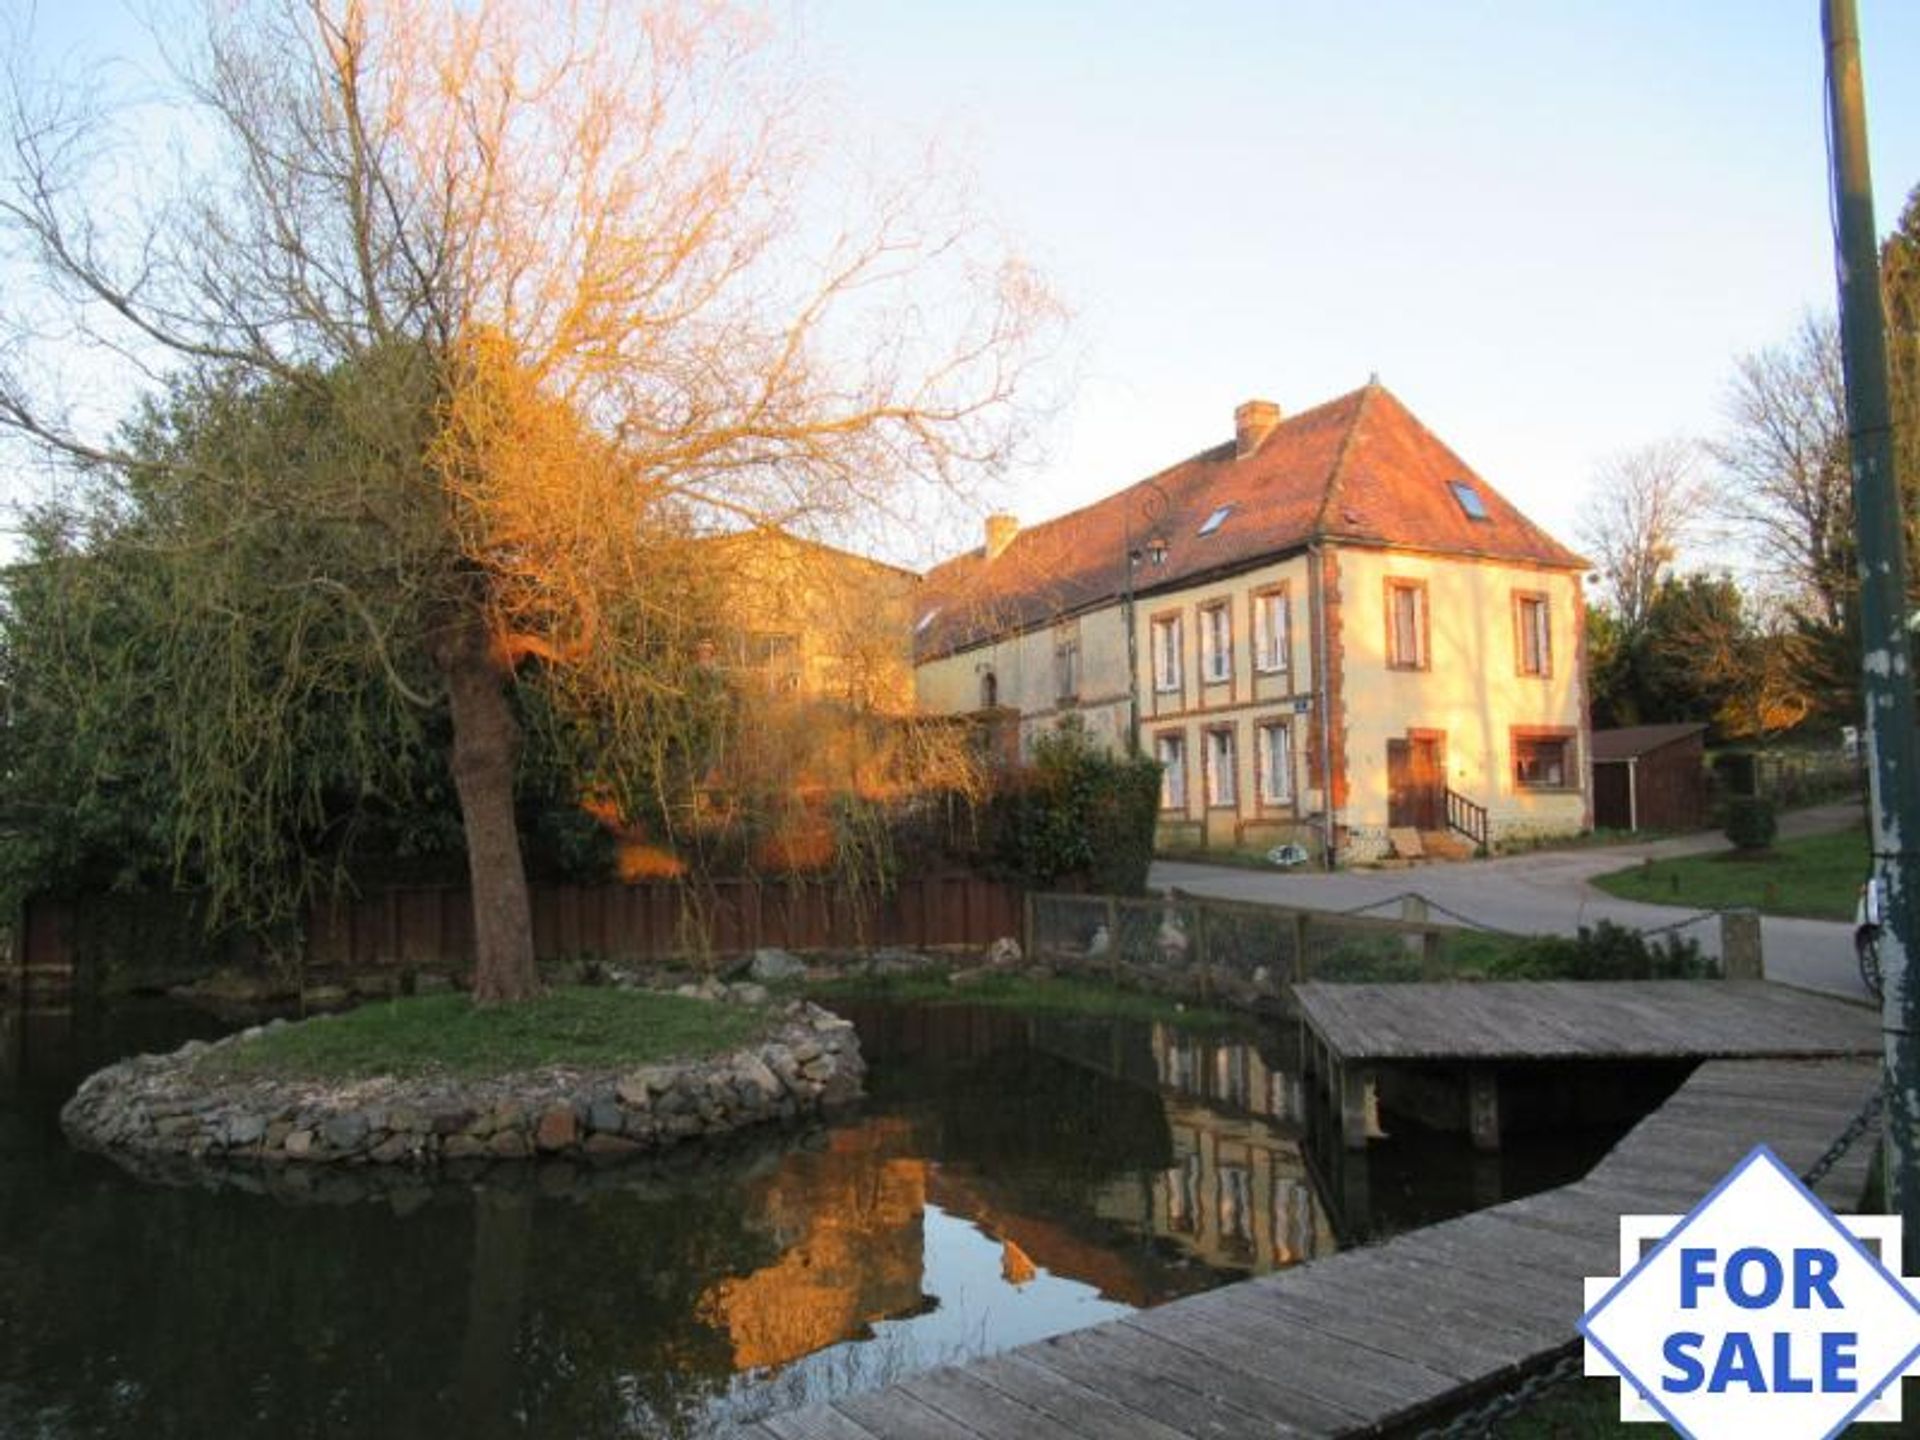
1483;920;1716;980
988;718;1161;895
1724;795;1778;852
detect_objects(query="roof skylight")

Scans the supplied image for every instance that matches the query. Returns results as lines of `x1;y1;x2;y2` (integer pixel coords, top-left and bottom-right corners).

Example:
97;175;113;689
1198;505;1233;537
1447;480;1490;521
914;608;941;635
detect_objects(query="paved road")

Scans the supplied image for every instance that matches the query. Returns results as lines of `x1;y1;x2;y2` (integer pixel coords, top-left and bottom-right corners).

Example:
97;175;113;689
1150;802;1872;1001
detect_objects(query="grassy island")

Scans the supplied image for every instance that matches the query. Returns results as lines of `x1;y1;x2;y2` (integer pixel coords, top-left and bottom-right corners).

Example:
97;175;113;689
196;989;772;1081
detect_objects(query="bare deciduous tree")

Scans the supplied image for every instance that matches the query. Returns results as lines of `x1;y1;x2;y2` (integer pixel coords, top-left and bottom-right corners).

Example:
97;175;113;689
0;1;1061;1002
1707;315;1852;631
1577;437;1704;636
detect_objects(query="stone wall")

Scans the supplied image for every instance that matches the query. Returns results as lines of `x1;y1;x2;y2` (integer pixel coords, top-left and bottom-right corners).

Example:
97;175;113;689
61;996;865;1175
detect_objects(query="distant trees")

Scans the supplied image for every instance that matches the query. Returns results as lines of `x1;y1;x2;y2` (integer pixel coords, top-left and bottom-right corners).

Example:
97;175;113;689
1577;439;1705;638
1584;177;1920;739
1585;573;1807;741
0;1;1058;1002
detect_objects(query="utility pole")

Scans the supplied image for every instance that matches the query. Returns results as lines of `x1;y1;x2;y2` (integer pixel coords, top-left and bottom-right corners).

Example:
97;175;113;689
1823;0;1920;1246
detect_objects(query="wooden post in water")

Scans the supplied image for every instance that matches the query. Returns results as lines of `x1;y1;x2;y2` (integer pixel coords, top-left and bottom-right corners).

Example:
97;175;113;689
1468;1070;1501;1152
1339;1062;1380;1150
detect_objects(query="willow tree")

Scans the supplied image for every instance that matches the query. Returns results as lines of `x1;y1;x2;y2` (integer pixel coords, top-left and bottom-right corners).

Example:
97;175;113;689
0;1;1056;1002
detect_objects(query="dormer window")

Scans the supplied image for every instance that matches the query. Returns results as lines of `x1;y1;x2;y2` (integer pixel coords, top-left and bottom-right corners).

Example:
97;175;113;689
1448;480;1490;521
1198;505;1233;537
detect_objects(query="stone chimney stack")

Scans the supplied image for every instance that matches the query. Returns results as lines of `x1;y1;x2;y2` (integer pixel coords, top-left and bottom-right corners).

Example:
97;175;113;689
1235;399;1283;458
984;512;1020;560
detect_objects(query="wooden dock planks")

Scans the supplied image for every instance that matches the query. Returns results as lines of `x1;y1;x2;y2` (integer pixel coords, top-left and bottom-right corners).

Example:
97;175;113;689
1293;981;1878;1064
725;1056;1879;1439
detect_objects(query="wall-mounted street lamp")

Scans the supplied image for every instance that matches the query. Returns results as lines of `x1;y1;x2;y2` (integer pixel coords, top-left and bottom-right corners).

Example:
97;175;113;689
1123;481;1171;753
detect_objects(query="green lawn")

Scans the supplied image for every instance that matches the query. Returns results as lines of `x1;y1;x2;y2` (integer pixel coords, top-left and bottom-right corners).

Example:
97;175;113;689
195;987;770;1080
806;970;1248;1030
1589;824;1867;921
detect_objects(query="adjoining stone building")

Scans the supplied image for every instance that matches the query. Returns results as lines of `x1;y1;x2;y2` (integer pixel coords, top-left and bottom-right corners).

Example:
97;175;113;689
911;382;1591;861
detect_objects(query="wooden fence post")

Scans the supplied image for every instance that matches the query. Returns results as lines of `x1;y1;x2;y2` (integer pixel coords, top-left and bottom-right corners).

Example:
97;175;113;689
1720;909;1763;981
1400;895;1443;978
1193;903;1212;1003
1292;911;1311;984
1106;895;1120;982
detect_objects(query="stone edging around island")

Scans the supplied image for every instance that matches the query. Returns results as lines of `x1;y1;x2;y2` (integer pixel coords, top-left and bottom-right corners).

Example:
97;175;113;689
60;997;865;1171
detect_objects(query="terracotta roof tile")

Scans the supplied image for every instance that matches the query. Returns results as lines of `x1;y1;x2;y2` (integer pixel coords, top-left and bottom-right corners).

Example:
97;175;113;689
914;382;1586;661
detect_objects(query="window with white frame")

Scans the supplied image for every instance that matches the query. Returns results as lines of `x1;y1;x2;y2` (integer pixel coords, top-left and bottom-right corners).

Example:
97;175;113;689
1259;722;1294;804
1151;615;1183;693
1200;602;1232;684
1254;589;1290;674
1155;732;1187;810
1514;592;1551;677
1205;726;1237;807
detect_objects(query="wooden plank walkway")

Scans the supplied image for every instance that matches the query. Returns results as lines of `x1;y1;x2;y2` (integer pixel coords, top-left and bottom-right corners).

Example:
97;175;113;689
1294;981;1879;1064
725;1057;1880;1439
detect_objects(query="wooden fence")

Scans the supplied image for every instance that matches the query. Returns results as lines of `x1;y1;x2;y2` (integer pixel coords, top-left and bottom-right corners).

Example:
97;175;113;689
11;873;1021;996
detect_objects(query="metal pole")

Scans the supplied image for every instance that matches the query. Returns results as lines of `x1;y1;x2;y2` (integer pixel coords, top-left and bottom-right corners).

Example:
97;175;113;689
1312;544;1338;869
1124;507;1141;755
1823;0;1920;1242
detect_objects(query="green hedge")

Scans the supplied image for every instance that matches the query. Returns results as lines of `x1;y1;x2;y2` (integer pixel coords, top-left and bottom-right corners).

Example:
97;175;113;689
1481;920;1717;980
987;719;1161;895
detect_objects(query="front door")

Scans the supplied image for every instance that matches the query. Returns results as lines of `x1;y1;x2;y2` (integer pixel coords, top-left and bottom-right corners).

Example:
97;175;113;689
1387;735;1444;830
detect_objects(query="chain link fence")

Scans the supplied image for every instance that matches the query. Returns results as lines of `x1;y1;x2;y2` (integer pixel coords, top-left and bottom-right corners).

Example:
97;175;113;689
1028;890;1450;1007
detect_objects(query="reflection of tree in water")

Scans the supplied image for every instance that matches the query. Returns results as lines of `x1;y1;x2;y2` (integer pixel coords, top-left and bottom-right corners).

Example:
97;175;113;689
0;1120;797;1439
924;1045;1174;1192
0;998;1308;1438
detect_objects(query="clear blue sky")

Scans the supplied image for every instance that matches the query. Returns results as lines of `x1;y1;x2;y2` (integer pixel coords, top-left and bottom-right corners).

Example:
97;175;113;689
17;3;1920;560
805;1;1920;554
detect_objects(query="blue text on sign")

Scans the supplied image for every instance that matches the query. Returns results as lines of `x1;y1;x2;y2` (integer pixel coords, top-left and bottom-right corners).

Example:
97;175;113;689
1679;1247;1841;1309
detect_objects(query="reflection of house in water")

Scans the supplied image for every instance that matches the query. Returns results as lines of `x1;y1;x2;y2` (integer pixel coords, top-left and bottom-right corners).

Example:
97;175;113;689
698;1118;931;1372
1090;1023;1334;1274
698;1012;1337;1384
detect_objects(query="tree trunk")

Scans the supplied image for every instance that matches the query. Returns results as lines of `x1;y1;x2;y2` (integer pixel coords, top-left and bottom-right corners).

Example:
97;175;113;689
439;609;540;1004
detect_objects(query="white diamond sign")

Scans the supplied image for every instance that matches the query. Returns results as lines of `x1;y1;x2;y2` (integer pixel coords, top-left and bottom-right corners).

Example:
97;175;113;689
1581;1145;1920;1438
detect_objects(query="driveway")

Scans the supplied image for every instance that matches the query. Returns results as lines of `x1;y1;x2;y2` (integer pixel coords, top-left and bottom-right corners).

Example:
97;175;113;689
1149;802;1871;1000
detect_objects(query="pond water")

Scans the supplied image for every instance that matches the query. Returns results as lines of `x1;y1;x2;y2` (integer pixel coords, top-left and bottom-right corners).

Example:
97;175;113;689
0;997;1627;1438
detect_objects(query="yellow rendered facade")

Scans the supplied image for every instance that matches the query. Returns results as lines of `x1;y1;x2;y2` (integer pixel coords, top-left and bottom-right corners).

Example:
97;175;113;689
914;605;1133;754
1132;555;1325;853
914;542;1589;859
708;529;918;713
1329;544;1587;857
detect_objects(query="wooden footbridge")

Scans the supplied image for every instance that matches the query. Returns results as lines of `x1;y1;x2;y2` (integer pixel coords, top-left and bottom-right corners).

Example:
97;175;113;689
728;983;1883;1440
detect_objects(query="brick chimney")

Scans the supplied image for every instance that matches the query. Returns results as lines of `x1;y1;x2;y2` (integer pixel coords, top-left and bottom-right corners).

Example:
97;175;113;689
984;512;1019;560
1235;399;1283;458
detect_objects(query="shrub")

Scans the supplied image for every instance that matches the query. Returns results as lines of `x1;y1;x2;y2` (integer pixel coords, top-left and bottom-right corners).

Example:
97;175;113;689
1724;796;1778;852
988;718;1161;895
1483;920;1716;980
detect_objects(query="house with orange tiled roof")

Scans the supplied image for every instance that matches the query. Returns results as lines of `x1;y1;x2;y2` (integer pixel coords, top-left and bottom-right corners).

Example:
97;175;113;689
912;382;1591;862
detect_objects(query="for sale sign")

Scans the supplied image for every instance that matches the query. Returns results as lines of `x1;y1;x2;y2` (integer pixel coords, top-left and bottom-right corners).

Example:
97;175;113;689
1581;1145;1920;1438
